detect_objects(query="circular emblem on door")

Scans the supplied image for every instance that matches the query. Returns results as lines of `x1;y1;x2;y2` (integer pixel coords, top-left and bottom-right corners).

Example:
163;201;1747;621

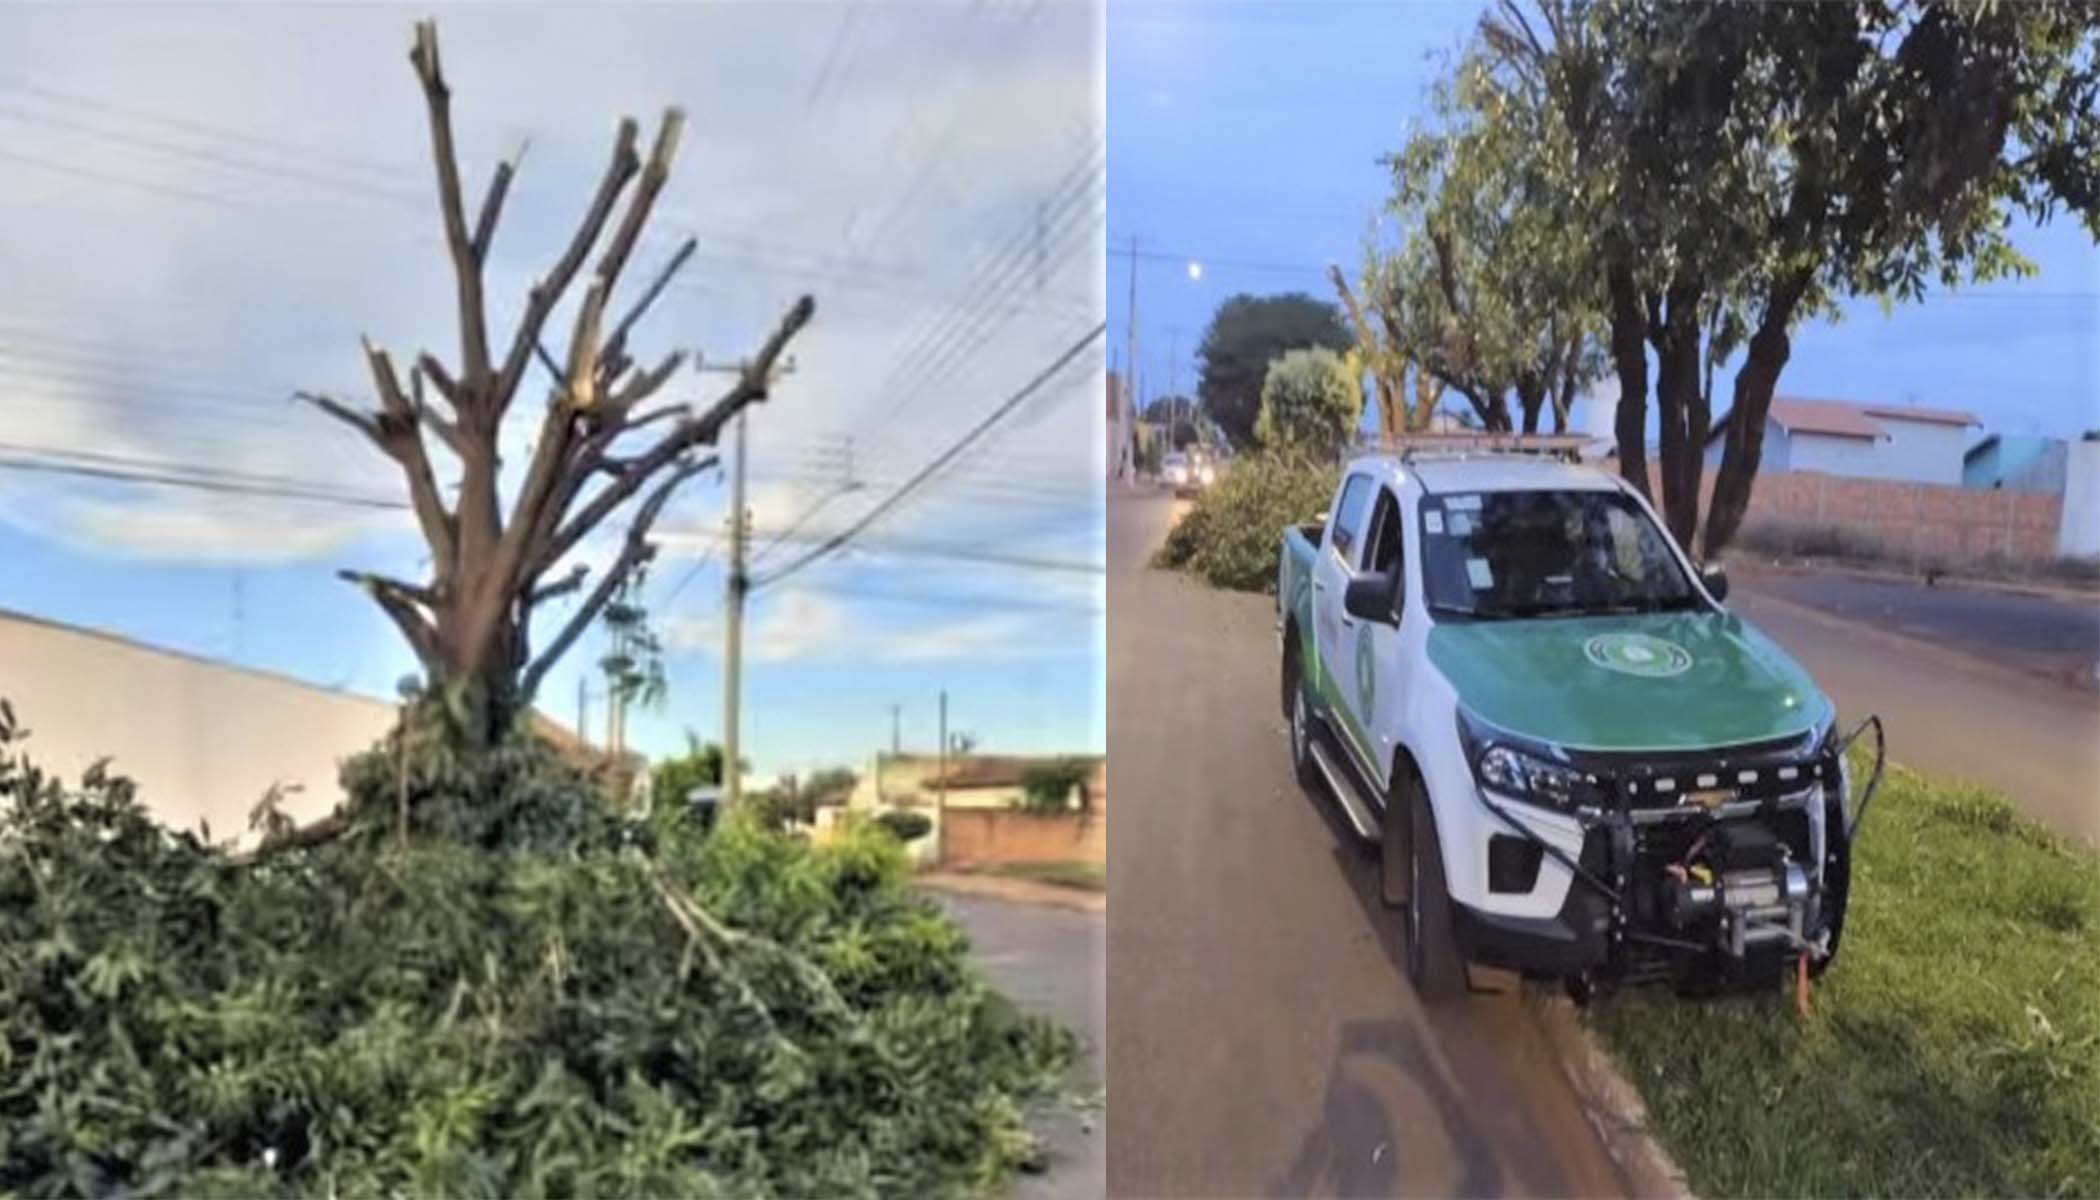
1583;632;1692;678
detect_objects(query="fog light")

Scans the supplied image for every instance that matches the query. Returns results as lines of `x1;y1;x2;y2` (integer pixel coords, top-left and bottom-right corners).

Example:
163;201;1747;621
1488;834;1543;893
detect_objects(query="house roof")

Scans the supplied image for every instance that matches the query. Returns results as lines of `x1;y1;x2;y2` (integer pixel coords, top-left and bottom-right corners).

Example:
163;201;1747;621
1705;396;1979;445
919;753;1103;789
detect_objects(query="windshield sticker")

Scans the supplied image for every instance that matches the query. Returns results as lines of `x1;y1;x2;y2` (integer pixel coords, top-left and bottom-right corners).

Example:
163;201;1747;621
1465;557;1493;589
1424;511;1445;535
1446;493;1482;511
1448;511;1475;537
1583;632;1693;678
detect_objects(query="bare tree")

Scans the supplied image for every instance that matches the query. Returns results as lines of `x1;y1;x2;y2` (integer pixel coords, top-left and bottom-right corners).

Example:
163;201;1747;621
299;22;813;745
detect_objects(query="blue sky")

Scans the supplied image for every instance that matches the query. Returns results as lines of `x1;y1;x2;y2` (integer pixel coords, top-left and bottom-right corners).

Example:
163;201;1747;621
0;2;1105;780
1108;1;2100;443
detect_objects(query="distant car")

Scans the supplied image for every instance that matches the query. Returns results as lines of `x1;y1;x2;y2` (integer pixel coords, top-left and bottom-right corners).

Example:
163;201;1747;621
1161;451;1214;496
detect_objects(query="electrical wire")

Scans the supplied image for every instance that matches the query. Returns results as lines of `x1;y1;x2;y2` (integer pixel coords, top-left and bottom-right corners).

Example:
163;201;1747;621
751;321;1104;589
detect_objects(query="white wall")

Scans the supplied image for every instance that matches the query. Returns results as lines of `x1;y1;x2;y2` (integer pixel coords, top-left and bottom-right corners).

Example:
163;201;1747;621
0;612;398;843
2060;438;2100;559
1871;418;1968;485
1704;418;1793;472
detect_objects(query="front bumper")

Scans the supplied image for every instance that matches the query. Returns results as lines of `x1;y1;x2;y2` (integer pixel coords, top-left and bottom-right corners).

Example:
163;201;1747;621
1452;874;1612;976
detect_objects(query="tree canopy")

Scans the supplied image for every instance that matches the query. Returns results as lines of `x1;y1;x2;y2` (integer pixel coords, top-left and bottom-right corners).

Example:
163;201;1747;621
1195;292;1352;449
1374;0;2100;554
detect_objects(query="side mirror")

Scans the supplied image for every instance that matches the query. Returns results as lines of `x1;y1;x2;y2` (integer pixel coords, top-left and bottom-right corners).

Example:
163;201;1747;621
1700;562;1730;603
1343;570;1400;625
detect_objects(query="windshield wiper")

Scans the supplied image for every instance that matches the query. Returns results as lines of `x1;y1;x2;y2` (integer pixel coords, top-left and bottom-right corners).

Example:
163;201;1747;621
1429;602;1514;621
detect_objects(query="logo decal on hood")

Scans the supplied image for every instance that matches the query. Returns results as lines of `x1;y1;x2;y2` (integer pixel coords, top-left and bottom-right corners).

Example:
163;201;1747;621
1583;632;1692;678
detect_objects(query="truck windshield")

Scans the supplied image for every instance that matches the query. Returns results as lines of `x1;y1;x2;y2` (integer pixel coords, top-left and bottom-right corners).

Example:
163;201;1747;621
1420;489;1702;620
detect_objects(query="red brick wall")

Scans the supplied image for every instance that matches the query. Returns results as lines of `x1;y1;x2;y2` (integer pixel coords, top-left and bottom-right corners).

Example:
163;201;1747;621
1647;467;2063;567
942;809;1106;867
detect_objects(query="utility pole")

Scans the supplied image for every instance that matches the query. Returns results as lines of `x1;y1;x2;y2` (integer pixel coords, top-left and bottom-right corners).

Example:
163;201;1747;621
723;409;749;807
889;703;901;756
700;355;794;808
576;676;590;750
936;689;949;866
1122;234;1141;480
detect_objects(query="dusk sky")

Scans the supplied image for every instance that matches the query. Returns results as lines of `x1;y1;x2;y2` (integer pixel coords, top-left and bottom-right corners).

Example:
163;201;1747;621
0;1;1106;779
1108;1;2100;443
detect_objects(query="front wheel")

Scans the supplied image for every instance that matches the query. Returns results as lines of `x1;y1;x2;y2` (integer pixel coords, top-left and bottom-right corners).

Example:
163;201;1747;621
1398;771;1464;1003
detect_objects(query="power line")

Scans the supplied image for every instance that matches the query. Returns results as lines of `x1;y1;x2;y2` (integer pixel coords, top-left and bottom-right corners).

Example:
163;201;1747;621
752;321;1105;589
0;451;405;510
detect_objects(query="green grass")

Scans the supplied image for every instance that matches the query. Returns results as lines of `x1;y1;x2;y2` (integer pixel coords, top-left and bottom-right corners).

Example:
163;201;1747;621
1588;756;2100;1198
985;861;1107;893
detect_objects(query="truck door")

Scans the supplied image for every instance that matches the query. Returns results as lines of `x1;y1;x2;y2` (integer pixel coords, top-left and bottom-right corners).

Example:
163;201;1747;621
1344;487;1406;788
1315;473;1375;767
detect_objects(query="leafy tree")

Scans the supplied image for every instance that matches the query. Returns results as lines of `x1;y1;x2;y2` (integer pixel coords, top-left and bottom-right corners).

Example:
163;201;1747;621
649;731;734;812
1195;293;1352;449
874;810;933;842
300;22;814;747
1019;759;1093;815
1461;0;2099;552
1327;264;1446;442
1255;347;1364;459
1155;455;1342;592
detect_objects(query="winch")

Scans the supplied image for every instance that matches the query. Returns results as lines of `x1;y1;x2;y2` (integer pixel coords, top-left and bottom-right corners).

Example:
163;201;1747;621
1659;822;1812;958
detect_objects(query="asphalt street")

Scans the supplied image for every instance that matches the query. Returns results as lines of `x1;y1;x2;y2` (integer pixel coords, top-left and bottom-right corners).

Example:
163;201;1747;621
1104;489;1628;1199
940;893;1107;1200
1728;572;2100;844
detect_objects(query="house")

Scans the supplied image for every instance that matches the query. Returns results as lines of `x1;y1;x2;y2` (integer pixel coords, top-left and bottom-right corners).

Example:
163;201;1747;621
1702;397;1979;485
1963;433;2069;495
818;750;1107;864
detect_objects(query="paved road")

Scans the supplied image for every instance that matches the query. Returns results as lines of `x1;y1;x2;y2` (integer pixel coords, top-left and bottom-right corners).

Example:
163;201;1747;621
1105;492;1627;1199
1728;573;2100;845
940;894;1106;1200
1734;566;2100;690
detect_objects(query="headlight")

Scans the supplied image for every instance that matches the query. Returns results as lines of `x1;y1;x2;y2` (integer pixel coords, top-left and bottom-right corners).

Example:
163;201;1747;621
1457;707;1595;810
1198;466;1215;484
1475;745;1589;809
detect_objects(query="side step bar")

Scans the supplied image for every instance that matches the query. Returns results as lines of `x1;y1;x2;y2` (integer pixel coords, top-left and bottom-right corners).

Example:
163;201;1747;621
1308;737;1383;844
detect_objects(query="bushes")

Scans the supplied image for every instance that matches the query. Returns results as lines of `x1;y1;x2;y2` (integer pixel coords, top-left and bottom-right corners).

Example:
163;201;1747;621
1155;453;1338;592
0;705;1072;1197
873;810;933;843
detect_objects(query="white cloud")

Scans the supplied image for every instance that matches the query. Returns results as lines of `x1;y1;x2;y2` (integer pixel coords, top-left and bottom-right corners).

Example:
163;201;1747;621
662;585;1078;666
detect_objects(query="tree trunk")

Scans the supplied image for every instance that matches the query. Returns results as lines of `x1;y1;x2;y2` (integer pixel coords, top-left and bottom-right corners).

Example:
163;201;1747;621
1648;277;1704;549
1703;270;1813;558
1606;252;1650;501
1515;370;1546;434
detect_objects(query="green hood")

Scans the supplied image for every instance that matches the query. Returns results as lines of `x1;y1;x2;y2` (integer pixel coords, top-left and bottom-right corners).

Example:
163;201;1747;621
1427;610;1830;752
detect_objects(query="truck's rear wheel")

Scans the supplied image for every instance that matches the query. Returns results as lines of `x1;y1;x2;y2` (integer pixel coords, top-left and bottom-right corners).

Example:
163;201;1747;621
1399;772;1464;1004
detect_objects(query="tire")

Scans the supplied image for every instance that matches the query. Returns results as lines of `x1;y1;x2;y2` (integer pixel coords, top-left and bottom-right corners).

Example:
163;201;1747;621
1284;638;1317;789
1399;770;1465;1003
1380;770;1410;908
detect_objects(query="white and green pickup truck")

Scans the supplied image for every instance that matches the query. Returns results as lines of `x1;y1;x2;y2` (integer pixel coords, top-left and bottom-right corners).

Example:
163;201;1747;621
1277;450;1880;1001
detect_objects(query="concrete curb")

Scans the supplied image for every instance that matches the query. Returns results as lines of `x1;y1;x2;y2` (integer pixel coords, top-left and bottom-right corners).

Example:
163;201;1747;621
915;871;1107;914
1521;984;1695;1200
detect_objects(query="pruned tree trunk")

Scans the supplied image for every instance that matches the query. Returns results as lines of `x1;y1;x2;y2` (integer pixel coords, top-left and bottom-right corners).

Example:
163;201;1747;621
1328;263;1404;446
300;21;815;747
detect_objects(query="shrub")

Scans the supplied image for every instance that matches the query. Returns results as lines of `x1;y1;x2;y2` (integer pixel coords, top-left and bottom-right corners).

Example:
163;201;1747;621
0;704;1072;1197
1018;760;1091;815
1254;347;1361;459
1155;453;1339;592
873;809;933;842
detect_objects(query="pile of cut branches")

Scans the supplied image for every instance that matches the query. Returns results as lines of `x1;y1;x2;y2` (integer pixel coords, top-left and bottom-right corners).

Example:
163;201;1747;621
0;704;1072;1197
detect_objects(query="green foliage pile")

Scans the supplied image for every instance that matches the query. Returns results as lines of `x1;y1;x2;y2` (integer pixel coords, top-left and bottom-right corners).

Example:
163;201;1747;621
0;704;1072;1197
1255;347;1364;459
1591;756;2100;1198
1155;454;1339;593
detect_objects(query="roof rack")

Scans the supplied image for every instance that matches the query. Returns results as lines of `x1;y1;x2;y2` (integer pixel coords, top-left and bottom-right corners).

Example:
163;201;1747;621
1386;433;1589;464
